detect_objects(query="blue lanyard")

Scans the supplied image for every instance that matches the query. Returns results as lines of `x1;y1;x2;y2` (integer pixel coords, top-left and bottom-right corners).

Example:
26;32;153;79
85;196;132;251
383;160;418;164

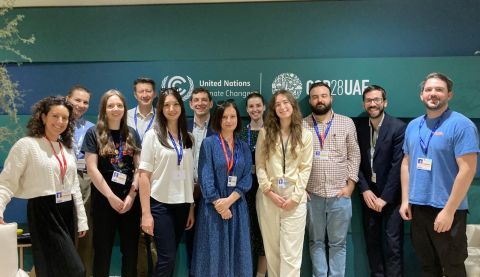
418;109;447;156
168;131;183;166
134;106;155;140
312;113;334;149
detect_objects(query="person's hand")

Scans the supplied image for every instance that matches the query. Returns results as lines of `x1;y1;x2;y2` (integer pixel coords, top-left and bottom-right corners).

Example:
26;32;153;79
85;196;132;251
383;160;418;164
434;208;454;233
362;190;377;210
337;182;354;198
185;205;195;230
373;197;387;212
78;231;87;238
141;213;154;236
281;199;298;211
399;202;412;220
220;209;232;220
266;190;286;208
214;198;231;214
107;193;124;213
119;194;135;214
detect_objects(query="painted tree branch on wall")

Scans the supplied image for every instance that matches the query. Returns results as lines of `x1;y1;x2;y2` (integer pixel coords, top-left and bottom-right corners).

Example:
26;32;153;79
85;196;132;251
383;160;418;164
0;0;35;146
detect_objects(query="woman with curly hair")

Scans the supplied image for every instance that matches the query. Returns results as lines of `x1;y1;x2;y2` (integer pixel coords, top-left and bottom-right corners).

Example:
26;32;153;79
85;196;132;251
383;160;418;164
255;89;313;277
0;96;88;277
82;89;141;277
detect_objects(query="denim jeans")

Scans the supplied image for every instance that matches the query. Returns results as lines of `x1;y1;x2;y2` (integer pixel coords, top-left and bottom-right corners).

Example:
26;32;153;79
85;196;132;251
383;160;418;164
307;194;352;277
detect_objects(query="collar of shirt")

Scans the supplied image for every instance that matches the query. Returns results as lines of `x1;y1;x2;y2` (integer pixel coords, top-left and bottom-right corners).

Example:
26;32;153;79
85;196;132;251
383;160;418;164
135;105;155;120
193;115;210;129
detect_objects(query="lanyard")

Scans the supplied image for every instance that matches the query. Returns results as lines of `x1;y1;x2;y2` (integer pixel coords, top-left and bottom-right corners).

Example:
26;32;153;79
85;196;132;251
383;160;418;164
46;138;67;185
280;132;291;176
418;109;447;156
312;113;334;149
218;134;235;175
168;130;183;166
134;106;155;140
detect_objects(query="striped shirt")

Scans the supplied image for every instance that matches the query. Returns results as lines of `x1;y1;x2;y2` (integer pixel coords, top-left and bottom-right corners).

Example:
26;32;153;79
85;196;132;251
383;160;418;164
303;112;360;198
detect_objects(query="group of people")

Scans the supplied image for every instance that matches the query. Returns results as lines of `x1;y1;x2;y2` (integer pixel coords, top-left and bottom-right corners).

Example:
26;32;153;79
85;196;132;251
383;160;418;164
0;72;478;277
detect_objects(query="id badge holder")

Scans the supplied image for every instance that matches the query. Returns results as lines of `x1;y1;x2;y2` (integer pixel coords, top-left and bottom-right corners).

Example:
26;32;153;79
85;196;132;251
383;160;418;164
314;150;329;160
227;175;237;187
277;177;288;189
112;171;127;185
76;159;86;170
371;172;377;183
416;158;432;171
56;190;72;204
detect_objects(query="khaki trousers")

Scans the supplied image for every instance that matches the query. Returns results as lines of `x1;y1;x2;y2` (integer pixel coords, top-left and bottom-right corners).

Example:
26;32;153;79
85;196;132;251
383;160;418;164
76;172;93;277
256;190;306;277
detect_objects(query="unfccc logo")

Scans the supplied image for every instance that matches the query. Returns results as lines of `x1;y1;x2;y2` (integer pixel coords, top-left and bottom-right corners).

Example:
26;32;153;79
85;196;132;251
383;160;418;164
161;75;194;101
271;73;303;99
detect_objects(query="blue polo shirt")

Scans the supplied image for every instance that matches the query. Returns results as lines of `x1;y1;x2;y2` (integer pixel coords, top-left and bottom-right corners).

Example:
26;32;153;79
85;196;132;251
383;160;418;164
403;109;479;210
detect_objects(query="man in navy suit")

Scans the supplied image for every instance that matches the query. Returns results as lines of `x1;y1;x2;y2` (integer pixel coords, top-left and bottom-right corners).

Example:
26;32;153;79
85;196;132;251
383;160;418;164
185;87;214;277
356;85;406;277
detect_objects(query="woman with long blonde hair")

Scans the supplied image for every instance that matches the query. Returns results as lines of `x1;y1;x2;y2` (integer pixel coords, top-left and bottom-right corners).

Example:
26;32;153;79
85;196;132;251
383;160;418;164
255;89;313;277
82;89;141;277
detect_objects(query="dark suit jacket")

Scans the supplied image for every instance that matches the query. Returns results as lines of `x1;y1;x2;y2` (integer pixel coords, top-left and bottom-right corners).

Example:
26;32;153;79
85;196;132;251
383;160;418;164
187;117;215;141
356;113;406;204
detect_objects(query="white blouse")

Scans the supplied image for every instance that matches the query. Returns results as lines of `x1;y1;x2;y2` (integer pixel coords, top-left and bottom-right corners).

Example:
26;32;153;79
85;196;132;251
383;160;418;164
0;137;88;231
139;129;194;204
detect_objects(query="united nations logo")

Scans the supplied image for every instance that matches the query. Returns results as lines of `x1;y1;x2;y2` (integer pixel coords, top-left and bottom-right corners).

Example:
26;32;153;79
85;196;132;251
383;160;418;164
161;75;194;101
271;73;303;99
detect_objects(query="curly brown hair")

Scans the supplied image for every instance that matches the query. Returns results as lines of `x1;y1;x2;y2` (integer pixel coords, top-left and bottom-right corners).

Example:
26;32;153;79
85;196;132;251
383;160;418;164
26;96;75;148
263;89;304;160
96;89;139;156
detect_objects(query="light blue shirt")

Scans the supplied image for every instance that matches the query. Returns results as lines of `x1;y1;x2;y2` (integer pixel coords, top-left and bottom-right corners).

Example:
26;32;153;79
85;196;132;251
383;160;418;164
74;117;94;160
403;109;479;210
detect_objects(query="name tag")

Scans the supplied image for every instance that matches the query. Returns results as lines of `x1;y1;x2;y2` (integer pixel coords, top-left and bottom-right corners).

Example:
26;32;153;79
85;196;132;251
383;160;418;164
227;175;237;187
76;159;86;170
314;150;329;160
371;172;377;183
278;177;288;189
56;190;72;203
173;169;186;181
417;158;432;171
112;171;127;185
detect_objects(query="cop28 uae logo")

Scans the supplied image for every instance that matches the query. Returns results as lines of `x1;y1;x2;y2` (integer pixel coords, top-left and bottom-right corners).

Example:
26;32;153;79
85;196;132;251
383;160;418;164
161;75;194;101
271;73;303;99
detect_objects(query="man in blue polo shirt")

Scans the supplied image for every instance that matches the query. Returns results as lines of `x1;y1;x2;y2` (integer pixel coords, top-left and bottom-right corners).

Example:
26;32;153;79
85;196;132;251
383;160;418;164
400;72;479;276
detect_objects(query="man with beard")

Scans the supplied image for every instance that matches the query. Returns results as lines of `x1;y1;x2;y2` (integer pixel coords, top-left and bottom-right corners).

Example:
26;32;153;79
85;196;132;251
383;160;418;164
303;81;360;277
400;73;478;276
356;85;406;277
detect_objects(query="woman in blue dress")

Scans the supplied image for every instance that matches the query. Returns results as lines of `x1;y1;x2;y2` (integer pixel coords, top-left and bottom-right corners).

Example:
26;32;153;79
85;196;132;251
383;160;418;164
192;100;253;277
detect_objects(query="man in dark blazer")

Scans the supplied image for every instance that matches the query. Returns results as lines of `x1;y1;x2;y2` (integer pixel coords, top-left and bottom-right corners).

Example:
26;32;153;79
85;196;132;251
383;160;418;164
356;85;406;277
185;87;214;277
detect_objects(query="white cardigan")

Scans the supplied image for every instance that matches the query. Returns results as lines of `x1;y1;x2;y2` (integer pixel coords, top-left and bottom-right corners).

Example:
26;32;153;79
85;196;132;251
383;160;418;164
0;137;88;232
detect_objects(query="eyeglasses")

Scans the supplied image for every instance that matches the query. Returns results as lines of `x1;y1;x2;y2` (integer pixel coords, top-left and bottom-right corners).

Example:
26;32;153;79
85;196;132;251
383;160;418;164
364;98;384;104
216;99;236;106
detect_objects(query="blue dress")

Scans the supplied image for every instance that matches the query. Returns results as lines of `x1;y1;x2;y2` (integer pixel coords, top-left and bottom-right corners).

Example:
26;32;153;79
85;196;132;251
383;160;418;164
192;134;253;277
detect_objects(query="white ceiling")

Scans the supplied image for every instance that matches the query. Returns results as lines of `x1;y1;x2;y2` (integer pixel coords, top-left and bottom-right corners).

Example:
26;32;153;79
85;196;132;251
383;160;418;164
13;0;295;7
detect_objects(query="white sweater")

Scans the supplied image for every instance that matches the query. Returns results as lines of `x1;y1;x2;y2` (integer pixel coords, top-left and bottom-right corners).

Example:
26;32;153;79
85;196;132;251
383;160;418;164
0;137;88;232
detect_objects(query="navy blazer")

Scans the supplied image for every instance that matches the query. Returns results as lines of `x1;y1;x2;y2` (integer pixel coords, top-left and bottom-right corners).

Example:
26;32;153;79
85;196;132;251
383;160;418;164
355;113;406;204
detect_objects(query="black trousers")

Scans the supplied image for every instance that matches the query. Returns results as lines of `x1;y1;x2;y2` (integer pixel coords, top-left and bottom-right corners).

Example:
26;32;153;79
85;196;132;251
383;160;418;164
411;205;468;277
362;201;404;277
185;200;199;277
28;195;85;277
151;199;190;277
92;189;141;277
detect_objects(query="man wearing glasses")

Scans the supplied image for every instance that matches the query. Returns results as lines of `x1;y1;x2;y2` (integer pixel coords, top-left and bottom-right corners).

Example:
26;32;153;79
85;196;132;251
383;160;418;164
356;85;406;277
127;77;157;142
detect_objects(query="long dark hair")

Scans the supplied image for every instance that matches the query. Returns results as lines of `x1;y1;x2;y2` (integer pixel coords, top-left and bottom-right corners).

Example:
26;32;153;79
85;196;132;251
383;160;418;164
154;88;193;149
27;96;75;148
96;89;139;156
263;89;303;159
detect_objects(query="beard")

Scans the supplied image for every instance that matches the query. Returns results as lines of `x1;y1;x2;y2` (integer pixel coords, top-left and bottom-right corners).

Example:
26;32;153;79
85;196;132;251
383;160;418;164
423;97;447;111
311;102;332;115
367;106;384;119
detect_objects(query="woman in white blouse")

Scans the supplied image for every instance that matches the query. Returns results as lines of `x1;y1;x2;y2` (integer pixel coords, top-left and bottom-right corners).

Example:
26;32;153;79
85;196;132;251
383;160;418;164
0;96;88;277
138;88;195;277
